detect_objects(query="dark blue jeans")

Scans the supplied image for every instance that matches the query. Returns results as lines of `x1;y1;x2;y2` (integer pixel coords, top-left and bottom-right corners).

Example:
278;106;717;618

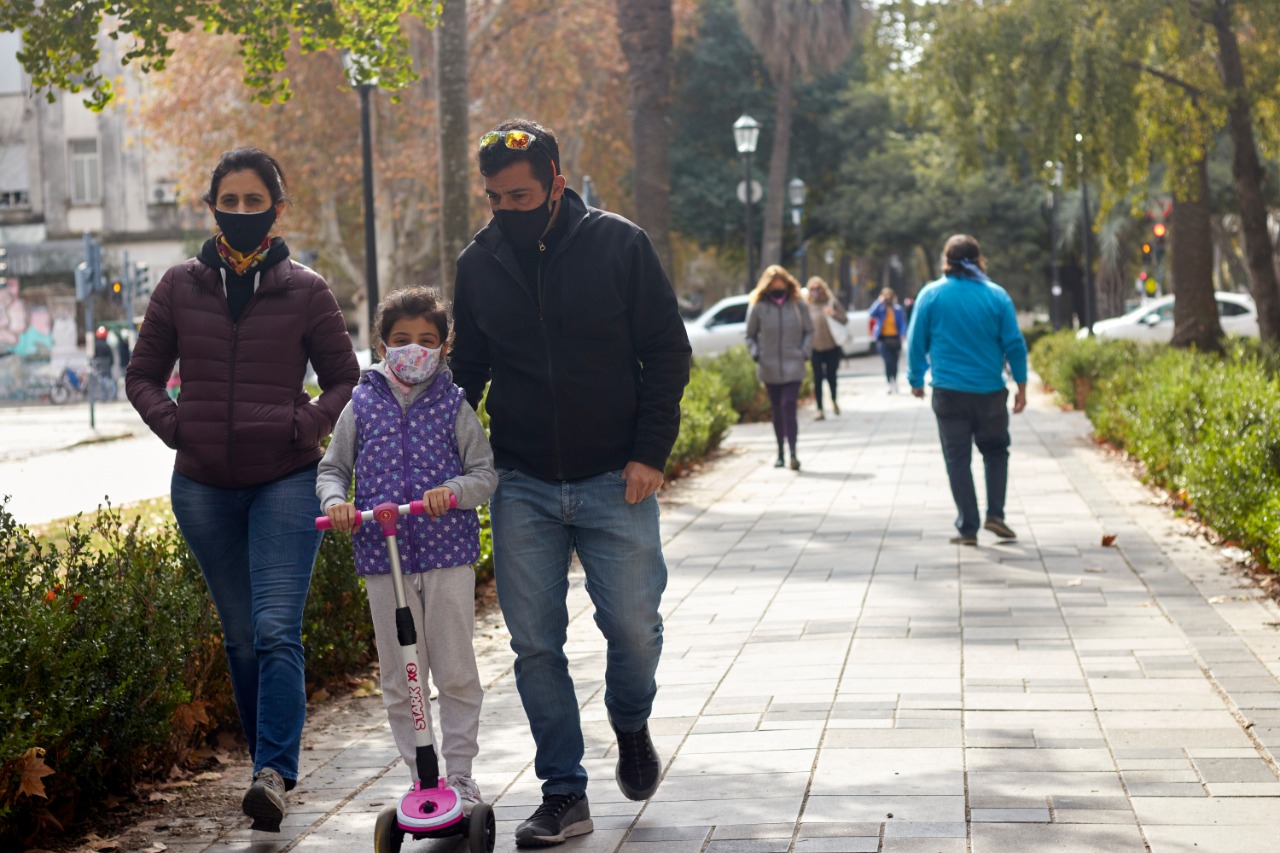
930;388;1010;537
171;464;323;784
877;336;902;381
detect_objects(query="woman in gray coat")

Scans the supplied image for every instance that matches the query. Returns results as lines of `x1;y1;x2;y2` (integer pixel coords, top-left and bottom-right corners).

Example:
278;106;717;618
746;264;814;470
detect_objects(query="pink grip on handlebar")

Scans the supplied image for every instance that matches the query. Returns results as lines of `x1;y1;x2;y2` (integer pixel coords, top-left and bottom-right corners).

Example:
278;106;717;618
315;493;458;531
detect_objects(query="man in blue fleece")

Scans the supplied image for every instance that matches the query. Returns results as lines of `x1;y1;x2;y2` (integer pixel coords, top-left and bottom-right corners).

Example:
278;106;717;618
907;234;1028;546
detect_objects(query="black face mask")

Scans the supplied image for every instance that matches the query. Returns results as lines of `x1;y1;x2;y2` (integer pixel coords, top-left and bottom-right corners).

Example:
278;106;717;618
496;195;555;251
215;207;278;253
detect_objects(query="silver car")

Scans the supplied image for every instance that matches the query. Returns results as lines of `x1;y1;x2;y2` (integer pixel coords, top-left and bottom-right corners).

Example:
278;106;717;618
684;294;874;358
1082;292;1258;341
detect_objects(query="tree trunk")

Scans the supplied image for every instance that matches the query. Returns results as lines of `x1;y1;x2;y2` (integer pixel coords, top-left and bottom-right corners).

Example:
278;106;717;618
761;59;795;270
616;0;675;276
435;0;470;301
1169;157;1223;352
1211;0;1280;344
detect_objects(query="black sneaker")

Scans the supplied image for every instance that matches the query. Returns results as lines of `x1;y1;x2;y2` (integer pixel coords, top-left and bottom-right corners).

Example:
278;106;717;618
241;768;287;832
515;793;592;848
984;517;1017;540
612;720;661;800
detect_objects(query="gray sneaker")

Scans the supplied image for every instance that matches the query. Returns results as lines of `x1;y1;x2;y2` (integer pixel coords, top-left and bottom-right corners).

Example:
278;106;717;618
983;517;1017;540
448;773;482;816
241;767;287;832
515;793;592;848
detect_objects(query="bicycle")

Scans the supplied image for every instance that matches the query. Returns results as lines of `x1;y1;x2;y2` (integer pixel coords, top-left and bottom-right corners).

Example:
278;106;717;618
49;366;118;405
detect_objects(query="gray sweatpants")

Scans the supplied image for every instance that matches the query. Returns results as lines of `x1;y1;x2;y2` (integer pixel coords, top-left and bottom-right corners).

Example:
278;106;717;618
365;565;483;783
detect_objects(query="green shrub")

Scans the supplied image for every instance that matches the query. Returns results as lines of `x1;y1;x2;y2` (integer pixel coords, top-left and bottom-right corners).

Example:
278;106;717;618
695;344;813;423
667;366;737;475
0;505;216;845
1029;331;1142;410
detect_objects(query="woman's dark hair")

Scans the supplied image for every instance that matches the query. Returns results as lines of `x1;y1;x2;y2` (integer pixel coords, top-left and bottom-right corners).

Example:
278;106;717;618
202;148;290;207
374;286;452;351
942;234;986;277
477;118;561;193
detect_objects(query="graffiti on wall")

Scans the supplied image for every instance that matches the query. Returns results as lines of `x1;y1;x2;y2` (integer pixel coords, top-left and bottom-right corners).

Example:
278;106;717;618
0;278;60;402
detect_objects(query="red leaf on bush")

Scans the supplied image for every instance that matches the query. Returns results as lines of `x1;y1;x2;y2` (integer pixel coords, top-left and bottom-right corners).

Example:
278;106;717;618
17;747;55;799
1102;534;1118;547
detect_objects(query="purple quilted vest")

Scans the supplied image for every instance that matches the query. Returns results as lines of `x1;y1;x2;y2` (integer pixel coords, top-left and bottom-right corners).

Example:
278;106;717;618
351;370;482;576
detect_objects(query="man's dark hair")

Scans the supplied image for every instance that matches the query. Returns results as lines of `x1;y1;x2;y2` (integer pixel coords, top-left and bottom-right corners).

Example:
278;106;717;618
942;234;986;277
477;118;561;192
374;286;453;351
202;147;290;207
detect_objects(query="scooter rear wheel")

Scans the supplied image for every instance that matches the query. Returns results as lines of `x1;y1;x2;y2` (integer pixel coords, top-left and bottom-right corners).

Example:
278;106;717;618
374;805;404;853
49;383;72;405
467;802;496;853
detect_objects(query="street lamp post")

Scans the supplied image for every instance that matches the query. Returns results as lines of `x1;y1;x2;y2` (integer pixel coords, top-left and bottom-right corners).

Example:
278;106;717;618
344;51;379;356
1045;160;1064;330
733;114;761;291
788;177;807;283
1075;133;1095;335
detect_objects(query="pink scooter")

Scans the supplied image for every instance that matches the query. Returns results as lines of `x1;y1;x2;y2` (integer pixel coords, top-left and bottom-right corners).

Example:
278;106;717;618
317;497;495;853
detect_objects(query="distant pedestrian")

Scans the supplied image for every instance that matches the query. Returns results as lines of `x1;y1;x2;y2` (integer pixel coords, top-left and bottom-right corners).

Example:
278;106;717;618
116;329;131;371
126;147;359;831
906;234;1027;545
746;264;814;471
805;277;847;420
92;326;113;376
318;286;496;814
869;287;906;394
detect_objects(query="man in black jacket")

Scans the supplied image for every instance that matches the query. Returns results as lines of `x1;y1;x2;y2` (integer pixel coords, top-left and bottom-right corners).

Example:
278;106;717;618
452;119;691;848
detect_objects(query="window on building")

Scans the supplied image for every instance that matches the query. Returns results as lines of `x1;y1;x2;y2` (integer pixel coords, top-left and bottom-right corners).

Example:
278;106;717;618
69;139;101;205
0;142;29;209
0;32;23;94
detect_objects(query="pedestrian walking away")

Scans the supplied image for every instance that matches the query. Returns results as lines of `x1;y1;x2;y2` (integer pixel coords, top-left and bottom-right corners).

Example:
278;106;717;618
805;276;847;419
746;264;814;471
125;147;360;831
451;118;692;848
906;234;1027;546
870;287;906;394
317;286;497;849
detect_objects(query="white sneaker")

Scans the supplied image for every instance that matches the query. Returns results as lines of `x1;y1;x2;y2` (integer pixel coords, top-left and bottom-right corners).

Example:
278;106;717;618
448;773;482;815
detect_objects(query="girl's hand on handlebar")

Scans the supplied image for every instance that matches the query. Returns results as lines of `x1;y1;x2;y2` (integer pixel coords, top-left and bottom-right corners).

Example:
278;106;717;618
326;502;359;532
422;487;455;518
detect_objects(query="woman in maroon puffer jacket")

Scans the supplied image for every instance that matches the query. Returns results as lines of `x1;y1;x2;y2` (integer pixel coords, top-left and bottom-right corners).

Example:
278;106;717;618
126;148;359;832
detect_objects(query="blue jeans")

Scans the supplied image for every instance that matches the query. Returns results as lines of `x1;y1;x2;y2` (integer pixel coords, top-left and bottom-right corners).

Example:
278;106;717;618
878;336;902;381
931;388;1010;537
490;468;667;797
171;464;323;784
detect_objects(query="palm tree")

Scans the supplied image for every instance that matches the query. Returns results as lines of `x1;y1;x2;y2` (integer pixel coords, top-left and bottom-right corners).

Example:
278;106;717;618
616;0;675;274
736;0;862;269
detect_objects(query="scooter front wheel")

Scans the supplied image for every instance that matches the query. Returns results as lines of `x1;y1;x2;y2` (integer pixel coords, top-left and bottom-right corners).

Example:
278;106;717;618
374;805;404;853
467;802;496;853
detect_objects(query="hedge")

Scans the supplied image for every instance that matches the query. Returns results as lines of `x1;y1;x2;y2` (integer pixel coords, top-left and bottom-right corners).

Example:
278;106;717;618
1031;332;1280;569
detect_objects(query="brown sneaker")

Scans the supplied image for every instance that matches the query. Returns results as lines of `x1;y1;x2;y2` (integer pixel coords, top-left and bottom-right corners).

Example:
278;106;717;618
242;768;287;832
983;517;1017;540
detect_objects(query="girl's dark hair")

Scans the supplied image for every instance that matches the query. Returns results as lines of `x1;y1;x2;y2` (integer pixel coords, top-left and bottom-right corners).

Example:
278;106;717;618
202;148;290;206
477;118;561;192
374;286;452;351
942;234;986;277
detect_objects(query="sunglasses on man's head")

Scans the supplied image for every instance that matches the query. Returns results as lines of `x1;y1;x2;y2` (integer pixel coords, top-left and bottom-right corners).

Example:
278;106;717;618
478;130;538;152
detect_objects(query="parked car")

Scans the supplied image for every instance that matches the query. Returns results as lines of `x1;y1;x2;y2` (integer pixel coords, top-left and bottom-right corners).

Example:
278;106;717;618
1081;292;1258;342
684;293;874;358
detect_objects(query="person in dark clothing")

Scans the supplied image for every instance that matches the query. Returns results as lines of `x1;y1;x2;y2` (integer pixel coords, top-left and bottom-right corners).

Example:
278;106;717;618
126;148;358;832
451;119;691;848
92;326;114;376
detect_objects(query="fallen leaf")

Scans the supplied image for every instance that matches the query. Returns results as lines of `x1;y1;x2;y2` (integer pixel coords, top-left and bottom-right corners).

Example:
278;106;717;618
17;747;55;799
1066;578;1084;587
1084;567;1104;573
171;700;210;733
147;791;176;803
192;771;223;782
309;687;330;704
1101;534;1118;547
81;834;120;851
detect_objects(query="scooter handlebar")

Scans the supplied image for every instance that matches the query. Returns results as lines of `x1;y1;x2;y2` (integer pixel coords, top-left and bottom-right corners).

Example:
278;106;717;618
315;494;458;531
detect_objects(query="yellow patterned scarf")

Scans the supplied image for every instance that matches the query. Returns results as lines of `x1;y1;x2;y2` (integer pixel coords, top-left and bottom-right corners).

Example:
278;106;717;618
215;235;272;276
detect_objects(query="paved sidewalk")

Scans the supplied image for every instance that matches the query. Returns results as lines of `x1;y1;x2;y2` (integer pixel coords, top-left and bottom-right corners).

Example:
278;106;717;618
139;365;1280;853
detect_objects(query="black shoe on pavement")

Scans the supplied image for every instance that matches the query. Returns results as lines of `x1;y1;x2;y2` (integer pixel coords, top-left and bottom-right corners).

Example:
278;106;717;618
612;720;662;800
984;516;1018;540
241;768;287;832
515;793;593;848
774;453;785;468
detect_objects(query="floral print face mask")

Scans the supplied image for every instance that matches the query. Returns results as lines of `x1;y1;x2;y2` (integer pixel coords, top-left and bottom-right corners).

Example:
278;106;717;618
383;343;442;386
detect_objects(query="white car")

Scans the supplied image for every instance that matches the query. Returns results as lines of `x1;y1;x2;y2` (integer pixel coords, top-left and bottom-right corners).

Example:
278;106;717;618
684;293;874;359
1082;292;1258;342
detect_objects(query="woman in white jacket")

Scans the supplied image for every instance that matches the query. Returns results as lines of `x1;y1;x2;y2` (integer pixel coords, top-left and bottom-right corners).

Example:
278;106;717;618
745;264;814;470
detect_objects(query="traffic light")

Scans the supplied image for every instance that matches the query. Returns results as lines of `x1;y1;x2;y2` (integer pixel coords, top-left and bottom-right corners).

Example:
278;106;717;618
111;279;123;299
1152;222;1167;263
134;261;150;296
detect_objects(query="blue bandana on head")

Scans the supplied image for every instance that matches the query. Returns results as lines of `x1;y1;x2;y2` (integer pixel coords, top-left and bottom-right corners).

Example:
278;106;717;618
955;257;991;282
